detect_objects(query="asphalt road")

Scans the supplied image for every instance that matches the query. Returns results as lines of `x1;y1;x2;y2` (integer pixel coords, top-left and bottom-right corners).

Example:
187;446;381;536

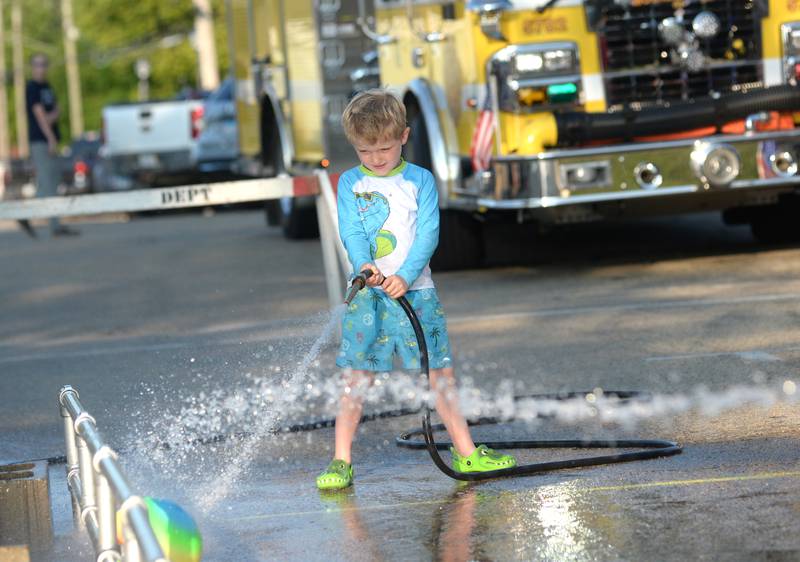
1;209;799;561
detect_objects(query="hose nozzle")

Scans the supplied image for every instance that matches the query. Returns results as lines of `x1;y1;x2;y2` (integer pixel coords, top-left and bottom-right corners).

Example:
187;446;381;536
344;269;374;305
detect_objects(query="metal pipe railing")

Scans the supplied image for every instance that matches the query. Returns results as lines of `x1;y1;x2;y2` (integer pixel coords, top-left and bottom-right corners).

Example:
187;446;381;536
58;385;169;562
314;170;351;309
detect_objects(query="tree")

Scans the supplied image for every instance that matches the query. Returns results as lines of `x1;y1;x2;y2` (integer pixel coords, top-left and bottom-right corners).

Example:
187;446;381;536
4;0;230;150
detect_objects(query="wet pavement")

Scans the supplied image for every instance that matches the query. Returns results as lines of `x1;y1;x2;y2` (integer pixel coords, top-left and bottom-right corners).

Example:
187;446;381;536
2;210;800;561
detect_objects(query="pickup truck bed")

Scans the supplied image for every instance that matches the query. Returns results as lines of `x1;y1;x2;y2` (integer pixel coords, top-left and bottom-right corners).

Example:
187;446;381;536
102;99;204;183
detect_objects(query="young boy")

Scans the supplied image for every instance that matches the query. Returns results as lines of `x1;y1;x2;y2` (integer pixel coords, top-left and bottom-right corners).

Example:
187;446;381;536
316;89;516;490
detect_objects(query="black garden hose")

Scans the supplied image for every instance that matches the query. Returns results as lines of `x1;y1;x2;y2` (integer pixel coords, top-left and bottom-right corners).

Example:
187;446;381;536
393;288;682;482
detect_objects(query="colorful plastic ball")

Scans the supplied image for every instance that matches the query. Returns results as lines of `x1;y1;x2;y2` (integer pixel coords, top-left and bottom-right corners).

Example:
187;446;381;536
116;497;202;562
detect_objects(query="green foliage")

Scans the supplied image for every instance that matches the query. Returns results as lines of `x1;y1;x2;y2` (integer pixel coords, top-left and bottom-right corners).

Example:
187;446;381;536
5;0;230;150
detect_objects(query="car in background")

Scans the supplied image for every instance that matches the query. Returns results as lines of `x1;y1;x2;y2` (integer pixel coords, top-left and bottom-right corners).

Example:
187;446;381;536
100;94;204;188
0;158;36;200
192;78;237;174
61;133;103;194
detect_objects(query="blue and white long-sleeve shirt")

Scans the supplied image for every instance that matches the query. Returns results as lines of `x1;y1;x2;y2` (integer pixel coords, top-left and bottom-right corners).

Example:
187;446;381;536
337;160;438;290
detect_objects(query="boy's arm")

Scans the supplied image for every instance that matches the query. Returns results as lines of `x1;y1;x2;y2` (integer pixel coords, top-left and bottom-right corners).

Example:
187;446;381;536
395;172;439;287
337;175;373;274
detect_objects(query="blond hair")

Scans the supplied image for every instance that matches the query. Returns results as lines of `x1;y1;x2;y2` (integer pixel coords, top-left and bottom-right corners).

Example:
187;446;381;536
342;89;407;144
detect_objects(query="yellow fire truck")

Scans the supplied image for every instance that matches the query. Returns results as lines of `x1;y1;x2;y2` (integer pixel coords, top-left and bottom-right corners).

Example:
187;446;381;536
228;0;800;269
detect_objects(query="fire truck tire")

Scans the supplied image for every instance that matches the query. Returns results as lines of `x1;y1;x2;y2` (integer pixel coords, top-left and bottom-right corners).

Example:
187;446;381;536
750;215;800;244
749;196;800;244
404;111;433;170
280;196;320;240
750;218;800;244
431;210;484;271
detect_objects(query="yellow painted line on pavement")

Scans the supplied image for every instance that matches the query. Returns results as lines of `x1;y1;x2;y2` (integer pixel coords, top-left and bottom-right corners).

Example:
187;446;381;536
233;470;800;522
587;470;800;492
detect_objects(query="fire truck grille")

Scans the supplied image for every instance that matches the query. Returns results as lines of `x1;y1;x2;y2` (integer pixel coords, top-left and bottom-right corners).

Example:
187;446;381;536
596;0;764;110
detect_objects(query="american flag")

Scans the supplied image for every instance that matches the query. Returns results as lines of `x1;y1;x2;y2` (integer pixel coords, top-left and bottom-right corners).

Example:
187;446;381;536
469;88;495;172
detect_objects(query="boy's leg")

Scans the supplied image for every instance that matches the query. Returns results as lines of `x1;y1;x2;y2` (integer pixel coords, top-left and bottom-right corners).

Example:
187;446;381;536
406;289;515;472
430;367;476;458
334;370;374;463
430;366;517;473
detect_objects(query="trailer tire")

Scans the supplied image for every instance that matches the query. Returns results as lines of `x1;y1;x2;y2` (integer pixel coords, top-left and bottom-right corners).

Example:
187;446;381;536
431;210;484;271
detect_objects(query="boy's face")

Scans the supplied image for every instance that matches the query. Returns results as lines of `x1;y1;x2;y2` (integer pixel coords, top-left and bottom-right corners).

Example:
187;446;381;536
353;127;410;176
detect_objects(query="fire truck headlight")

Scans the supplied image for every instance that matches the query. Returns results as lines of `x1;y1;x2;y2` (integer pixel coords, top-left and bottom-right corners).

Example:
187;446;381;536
506;44;578;77
491;42;581;110
543;49;575;72
514;53;544;74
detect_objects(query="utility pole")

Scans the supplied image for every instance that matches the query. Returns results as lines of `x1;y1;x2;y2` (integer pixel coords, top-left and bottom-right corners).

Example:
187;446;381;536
192;0;220;91
0;0;10;163
135;58;150;101
11;0;27;158
61;0;84;138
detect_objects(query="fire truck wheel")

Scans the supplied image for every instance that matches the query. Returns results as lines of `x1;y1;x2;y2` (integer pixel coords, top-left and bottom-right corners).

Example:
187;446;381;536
750;216;800;244
749;198;800;244
280;196;320;240
431;210;484;271
404;111;433;170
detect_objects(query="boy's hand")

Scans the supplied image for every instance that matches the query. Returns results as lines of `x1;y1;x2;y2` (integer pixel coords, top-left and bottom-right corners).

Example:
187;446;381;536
360;264;385;287
382;275;408;298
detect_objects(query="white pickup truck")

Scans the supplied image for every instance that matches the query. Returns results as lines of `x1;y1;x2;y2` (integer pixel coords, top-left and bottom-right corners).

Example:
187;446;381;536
100;98;204;187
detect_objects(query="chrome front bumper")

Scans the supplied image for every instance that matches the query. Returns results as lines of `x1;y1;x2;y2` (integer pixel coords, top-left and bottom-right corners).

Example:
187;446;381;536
450;129;800;217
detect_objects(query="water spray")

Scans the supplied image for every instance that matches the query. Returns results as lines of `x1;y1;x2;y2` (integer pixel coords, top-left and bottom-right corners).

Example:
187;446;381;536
349;269;682;482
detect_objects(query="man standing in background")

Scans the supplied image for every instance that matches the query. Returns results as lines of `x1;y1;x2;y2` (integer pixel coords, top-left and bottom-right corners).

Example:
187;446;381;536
26;53;78;236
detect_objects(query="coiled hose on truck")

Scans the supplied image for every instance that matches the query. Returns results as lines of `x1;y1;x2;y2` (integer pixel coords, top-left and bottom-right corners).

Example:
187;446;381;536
556;84;800;144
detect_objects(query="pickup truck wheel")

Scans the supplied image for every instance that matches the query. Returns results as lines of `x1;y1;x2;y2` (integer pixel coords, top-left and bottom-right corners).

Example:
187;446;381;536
280;196;319;239
431;210;484;271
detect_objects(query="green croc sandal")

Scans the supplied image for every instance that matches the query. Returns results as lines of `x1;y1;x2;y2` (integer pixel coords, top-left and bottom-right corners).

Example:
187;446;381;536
451;444;517;473
316;459;354;490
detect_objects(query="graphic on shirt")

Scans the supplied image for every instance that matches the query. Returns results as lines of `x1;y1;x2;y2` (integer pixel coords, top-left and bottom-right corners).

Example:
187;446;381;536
41;89;55;106
355;191;396;259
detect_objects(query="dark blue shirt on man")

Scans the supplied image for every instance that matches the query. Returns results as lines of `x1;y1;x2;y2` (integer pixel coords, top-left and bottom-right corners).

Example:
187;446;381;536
25;80;60;143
